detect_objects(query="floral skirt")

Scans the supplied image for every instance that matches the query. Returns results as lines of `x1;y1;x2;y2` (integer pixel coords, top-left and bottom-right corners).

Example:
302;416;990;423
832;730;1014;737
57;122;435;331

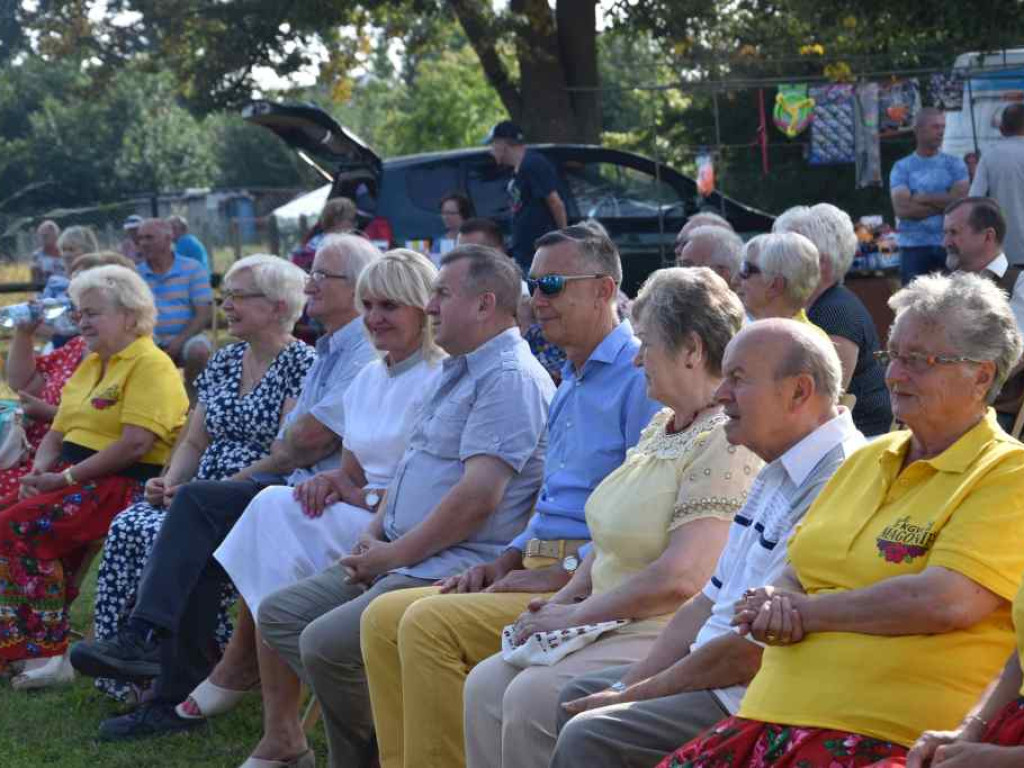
0;475;141;664
93;500;236;701
656;716;908;768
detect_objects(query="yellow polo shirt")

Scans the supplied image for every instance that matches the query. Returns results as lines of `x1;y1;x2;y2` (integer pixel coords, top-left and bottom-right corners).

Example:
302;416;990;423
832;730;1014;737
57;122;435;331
740;410;1024;746
51;335;188;468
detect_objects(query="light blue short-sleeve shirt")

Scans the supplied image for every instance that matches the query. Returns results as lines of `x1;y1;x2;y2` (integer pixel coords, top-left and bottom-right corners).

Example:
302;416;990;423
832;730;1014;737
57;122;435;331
383;328;556;580
275;317;377;486
890;151;968;248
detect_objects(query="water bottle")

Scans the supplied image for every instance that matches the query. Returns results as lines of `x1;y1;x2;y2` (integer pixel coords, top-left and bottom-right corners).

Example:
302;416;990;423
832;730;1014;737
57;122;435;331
0;298;72;329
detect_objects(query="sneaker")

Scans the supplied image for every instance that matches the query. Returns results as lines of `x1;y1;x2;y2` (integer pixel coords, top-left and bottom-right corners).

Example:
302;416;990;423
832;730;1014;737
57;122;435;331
70;626;162;682
99;701;206;742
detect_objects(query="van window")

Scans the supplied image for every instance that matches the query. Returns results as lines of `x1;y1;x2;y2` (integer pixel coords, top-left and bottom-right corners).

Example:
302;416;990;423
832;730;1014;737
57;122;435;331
404;163;462;212
563;162;684;218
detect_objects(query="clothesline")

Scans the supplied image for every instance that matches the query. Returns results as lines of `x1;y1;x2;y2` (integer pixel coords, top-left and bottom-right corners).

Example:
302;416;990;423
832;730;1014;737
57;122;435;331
566;61;1024;94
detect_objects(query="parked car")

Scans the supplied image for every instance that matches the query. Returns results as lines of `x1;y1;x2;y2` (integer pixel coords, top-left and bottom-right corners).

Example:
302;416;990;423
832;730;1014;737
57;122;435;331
243;100;775;295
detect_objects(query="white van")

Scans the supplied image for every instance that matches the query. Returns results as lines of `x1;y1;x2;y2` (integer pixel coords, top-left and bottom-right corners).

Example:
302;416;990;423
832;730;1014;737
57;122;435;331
942;49;1024;159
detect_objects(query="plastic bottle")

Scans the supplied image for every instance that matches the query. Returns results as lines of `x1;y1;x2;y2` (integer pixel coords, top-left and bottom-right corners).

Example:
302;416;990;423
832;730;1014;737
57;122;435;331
0;298;72;329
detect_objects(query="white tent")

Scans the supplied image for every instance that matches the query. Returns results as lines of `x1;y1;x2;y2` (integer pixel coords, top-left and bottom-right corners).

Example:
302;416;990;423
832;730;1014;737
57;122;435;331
272;184;331;230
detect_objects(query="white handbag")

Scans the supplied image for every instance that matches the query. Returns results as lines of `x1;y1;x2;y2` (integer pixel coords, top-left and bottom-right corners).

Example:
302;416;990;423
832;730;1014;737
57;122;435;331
500;619;630;669
0;402;29;470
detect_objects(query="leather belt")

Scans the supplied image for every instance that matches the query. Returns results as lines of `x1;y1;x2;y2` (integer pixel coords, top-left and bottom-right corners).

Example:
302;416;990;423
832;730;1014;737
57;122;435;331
522;538;588;560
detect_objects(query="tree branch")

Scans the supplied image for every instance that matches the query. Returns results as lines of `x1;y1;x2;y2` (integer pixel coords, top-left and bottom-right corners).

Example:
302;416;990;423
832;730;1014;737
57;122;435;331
447;0;522;120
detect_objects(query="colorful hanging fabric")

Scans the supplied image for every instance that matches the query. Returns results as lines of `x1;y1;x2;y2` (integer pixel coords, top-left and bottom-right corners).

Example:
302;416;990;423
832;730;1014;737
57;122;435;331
878;79;921;134
696;151;715;197
855;82;881;188
773;84;815;138
809;84;856;165
929;72;965;111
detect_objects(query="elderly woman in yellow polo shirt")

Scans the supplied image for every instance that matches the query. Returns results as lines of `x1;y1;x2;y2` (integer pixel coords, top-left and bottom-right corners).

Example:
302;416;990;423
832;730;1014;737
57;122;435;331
0;265;187;677
656;272;1024;768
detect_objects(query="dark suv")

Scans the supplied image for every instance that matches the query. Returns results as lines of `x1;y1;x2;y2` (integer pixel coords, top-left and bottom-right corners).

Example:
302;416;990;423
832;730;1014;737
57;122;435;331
244;100;775;294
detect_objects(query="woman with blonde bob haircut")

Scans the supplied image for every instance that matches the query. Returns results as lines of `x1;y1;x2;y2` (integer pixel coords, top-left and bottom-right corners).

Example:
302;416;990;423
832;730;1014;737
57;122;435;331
0;264;189;687
173;250;446;757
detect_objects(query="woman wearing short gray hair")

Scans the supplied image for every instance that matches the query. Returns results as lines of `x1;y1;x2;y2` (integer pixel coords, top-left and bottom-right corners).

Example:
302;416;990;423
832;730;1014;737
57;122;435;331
774;204;892;436
88;253;318;700
736;233;829;344
462;266;763;768
663;272;1024;766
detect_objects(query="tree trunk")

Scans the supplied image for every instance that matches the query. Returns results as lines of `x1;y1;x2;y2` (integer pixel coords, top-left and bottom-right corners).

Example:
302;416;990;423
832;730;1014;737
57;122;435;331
556;0;601;144
449;0;601;144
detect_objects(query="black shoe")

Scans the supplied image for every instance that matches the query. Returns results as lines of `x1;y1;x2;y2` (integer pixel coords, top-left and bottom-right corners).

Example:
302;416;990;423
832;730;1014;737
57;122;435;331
98;701;206;742
70;627;162;682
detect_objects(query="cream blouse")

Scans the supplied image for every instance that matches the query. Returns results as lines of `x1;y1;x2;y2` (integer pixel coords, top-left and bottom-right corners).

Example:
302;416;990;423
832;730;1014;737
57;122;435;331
587;407;763;598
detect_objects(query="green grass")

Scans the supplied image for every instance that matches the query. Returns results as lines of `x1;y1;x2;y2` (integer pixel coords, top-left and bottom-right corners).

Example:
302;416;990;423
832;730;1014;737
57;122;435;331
0;562;329;767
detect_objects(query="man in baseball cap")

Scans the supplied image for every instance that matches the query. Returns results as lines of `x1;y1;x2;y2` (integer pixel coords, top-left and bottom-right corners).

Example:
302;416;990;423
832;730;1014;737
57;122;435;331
484;120;567;272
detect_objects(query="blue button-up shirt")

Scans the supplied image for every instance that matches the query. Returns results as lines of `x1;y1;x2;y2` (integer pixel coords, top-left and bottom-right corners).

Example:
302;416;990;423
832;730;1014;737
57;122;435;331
385;328;556;580
509;320;661;551
278;316;376;485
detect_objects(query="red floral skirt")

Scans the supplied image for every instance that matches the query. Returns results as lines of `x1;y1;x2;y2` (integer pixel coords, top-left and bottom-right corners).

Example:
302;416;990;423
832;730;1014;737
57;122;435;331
656;716;908;768
0;475;141;663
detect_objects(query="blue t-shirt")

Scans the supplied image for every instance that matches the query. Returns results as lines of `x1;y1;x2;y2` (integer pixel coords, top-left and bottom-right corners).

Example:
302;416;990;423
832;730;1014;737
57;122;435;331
174;233;211;273
509;150;562;270
889;152;968;248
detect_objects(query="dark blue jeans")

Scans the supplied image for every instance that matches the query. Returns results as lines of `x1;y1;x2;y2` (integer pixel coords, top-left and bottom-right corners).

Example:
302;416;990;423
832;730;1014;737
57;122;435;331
900;245;948;285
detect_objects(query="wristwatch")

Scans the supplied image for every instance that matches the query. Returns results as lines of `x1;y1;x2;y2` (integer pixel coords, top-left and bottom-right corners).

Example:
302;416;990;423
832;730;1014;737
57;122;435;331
562;554;579;574
364;491;382;510
609;680;627;693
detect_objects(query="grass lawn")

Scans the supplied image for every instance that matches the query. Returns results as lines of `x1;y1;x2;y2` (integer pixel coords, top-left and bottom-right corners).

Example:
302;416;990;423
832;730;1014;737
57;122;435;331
0;562;329;767
0;255;329;766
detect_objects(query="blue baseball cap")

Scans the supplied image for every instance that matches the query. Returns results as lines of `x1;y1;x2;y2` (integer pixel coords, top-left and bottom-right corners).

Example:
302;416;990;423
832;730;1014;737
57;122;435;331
483;120;525;145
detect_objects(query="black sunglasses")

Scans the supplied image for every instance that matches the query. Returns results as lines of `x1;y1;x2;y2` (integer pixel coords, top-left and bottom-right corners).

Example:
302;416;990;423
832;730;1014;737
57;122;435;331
738;262;762;280
526;273;607;296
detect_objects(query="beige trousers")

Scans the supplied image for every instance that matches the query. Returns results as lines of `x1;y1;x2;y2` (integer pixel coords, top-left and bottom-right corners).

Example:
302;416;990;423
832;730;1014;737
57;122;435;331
463;623;664;768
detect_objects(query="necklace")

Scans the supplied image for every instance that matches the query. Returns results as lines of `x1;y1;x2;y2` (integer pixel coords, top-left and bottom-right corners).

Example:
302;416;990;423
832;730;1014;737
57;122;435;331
241;341;289;395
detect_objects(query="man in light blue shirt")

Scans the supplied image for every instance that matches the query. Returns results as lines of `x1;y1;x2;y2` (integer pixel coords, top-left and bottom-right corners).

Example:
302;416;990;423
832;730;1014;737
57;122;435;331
890;108;969;285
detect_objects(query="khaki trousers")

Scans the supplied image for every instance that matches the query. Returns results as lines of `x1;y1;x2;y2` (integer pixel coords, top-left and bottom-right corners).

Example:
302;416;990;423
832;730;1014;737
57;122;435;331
360;586;548;768
257;565;432;768
463;624;664;768
551;664;730;768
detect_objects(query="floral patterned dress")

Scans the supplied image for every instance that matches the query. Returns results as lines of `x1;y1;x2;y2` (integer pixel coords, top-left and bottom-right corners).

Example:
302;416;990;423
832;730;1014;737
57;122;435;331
656;718;907;768
92;340;315;700
0;336;88;500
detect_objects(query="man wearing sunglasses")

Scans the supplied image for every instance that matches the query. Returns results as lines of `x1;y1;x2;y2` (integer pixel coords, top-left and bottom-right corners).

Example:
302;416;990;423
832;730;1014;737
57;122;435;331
359;224;660;768
943;196;1024;430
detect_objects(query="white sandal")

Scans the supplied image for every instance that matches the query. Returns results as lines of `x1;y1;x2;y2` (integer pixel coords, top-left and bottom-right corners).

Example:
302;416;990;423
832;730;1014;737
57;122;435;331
238;749;315;768
11;652;75;691
175;678;250;720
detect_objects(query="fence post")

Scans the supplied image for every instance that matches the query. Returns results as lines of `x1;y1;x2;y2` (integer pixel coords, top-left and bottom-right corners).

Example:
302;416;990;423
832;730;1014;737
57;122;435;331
268;215;280;257
231;219;242;262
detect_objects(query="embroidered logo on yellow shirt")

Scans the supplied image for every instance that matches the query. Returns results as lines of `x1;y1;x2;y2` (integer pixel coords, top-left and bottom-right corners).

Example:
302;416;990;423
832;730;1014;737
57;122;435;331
91;384;121;410
876;516;937;564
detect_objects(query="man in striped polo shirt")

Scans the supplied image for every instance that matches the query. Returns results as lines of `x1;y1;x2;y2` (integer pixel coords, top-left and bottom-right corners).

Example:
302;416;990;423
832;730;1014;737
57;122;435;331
136;218;214;395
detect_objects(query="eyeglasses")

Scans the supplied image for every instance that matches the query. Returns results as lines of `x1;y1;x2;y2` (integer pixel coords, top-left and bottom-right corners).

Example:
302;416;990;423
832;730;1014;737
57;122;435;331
308;269;348;283
738;262;762;280
220;290;266;303
873;350;987;373
526;273;607;296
